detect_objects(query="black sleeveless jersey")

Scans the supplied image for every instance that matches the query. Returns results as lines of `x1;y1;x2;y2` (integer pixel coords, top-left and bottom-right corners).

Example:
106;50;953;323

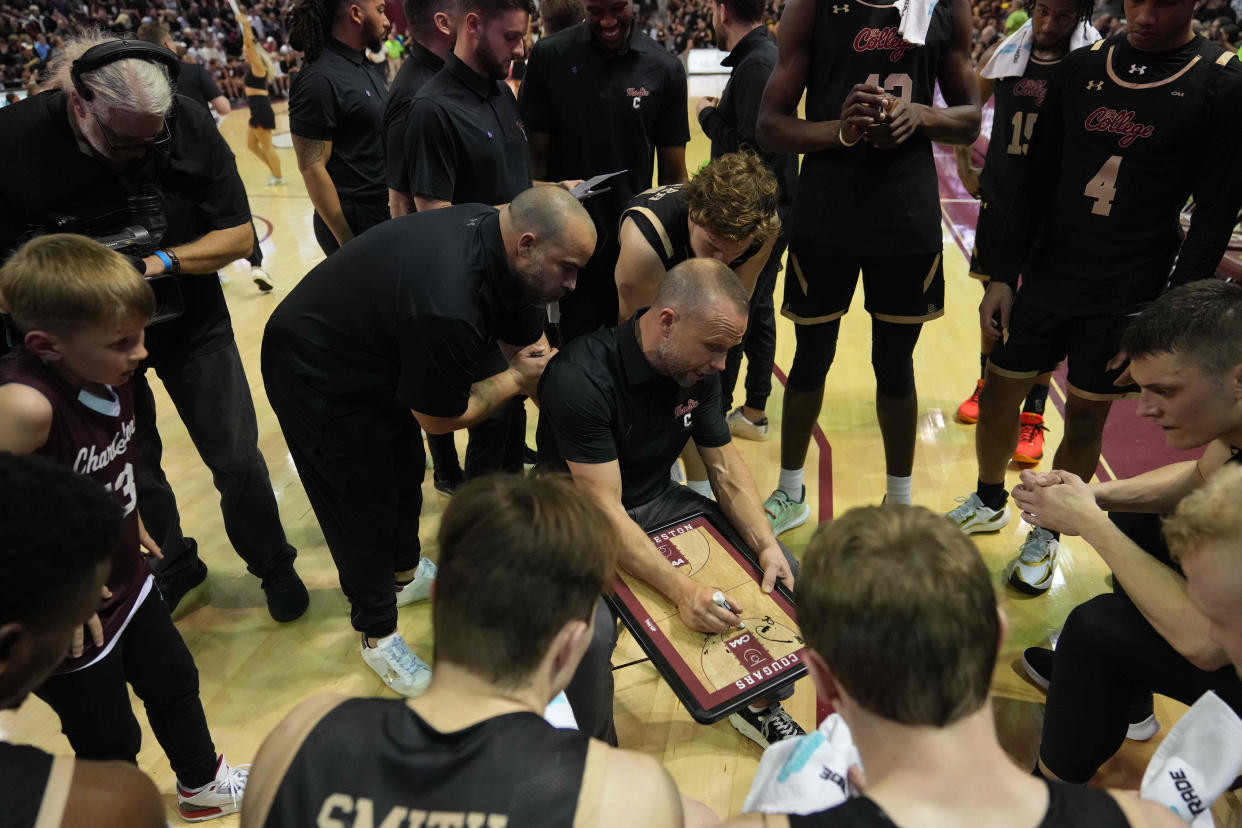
787;780;1132;826
0;742;63;828
978;56;1063;209
790;0;953;253
261;699;592;828
1013;34;1241;313
622;184;763;270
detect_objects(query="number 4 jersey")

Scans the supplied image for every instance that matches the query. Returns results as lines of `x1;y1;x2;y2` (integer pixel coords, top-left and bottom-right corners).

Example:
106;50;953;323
1004;34;1242;314
0;349;149;674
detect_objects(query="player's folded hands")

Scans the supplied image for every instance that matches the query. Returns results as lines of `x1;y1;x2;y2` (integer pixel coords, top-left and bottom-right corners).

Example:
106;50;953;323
1012;469;1102;536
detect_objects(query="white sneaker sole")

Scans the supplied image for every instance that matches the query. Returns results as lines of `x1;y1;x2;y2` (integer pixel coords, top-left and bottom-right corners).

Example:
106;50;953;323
769;504;810;536
1126;713;1160;742
1009;541;1059;594
1021;653;1051;690
957;507;1010;535
728;712;770;749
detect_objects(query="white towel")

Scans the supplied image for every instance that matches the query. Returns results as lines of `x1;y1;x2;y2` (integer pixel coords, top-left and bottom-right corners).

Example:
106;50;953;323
542;691;578;730
980;20;1101;79
896;0;939;45
1140;691;1242;827
742;713;862;815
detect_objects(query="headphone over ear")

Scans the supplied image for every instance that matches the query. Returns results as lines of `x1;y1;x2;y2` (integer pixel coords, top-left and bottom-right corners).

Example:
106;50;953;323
70;39;181;101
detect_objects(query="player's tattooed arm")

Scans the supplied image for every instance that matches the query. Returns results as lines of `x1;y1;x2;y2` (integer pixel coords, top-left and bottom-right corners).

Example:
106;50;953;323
756;0;844;152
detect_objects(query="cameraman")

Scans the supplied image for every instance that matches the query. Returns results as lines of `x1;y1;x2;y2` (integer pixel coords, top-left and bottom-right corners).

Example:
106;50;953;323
0;32;308;623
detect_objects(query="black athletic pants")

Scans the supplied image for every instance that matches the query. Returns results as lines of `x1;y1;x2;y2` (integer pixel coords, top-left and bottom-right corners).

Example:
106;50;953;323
311;199;390;257
566;485;799;745
35;592;219;788
1040;512;1242;782
720;233;784;413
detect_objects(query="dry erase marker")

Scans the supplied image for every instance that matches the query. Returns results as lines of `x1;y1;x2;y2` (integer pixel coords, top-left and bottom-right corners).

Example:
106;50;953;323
712;591;746;629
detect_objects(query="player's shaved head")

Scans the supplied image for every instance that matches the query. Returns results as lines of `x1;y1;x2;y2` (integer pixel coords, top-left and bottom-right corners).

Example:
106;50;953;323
508;184;595;247
653;258;748;322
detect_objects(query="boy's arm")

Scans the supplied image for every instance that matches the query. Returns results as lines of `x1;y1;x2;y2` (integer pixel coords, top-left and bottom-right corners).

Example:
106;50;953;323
61;759;165;828
0;382;52;454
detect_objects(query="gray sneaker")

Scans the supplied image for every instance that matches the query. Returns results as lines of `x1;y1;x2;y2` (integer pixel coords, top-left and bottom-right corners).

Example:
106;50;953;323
764;487;810;536
945;492;1010;534
1008;527;1060;593
360;632;432;697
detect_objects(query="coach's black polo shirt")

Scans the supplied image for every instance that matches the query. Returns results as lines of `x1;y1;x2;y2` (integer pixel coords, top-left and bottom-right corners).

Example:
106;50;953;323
264;205;543;414
539;309;732;509
0;90;250;363
176;60;224;111
519;23;690;224
289;37;388;204
406;54;532;205
382;41;444;194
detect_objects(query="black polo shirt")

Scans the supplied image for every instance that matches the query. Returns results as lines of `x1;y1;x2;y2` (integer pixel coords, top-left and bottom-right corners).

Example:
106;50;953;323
519;23;690;225
0;90;250;364
382;40;444;194
264;205;543;414
175;60;224;111
539;309;732;509
406;54;532;205
289;37;389;204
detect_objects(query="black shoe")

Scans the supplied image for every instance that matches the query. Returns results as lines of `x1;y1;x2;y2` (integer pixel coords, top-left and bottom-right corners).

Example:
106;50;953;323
523;445;538;467
262;566;309;622
729;701;806;749
1021;646;1159;741
433;474;462;497
158;558;208;612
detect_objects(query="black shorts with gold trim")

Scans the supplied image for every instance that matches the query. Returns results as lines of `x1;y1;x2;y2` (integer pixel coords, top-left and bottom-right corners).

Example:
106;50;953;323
988;290;1138;399
968;198;1008;283
782;236;944;326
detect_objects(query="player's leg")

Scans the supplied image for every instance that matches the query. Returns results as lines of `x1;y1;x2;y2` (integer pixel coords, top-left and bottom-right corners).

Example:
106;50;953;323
257;126;282;181
724;233;784;441
563;598;620;745
393;416;436;606
1057;311;1135;478
958;237;995;424
247;222;274;293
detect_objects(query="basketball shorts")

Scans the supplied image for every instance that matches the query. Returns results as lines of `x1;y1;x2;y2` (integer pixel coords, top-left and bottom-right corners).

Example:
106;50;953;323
988;291;1139;399
782;237;944;326
968;198;1010;283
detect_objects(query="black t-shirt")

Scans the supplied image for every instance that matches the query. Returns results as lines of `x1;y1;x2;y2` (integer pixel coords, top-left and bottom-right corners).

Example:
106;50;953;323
0;89;250;363
382;41;444;194
995;35;1242;313
176;60;224;111
289;38;389;204
792;0;952;253
407;55;532;205
264;205;543;414
539;310;732;508
519;23;690;227
978;55;1062;210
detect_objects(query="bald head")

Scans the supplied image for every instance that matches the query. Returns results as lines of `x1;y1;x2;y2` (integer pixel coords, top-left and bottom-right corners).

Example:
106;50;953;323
653;258;748;322
508;185;595;248
503;186;597;303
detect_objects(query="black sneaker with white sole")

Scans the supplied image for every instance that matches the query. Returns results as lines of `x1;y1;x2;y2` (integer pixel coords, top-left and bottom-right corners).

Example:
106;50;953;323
729;701;805;749
1021;646;1161;741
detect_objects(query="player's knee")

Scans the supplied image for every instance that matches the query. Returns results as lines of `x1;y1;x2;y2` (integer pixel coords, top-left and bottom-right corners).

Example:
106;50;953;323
788;322;839;390
871;331;917;398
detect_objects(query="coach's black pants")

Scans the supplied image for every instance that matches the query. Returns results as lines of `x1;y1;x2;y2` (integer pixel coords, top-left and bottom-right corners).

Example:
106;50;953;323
1040;512;1242;782
35;592;219;788
720;233;784;414
311;199;390;257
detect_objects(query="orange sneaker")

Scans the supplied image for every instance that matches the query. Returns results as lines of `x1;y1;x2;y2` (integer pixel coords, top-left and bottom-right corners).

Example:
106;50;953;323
956;379;985;424
1013;412;1046;463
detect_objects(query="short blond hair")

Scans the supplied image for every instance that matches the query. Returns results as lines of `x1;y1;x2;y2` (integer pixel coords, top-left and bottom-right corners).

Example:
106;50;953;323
1165;463;1242;563
0;234;155;334
683;151;780;244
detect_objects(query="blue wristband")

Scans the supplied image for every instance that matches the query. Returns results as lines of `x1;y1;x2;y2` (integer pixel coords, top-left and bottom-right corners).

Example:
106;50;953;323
153;249;173;272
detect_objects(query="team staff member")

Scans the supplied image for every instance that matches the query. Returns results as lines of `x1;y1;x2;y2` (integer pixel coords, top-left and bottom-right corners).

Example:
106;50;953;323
519;0;690;342
948;0;1242;592
383;0;456;217
757;0;980;526
287;0;391;255
0;34;307;621
540;259;805;750
242;475;717;828
261;187;596;698
135;20;231;117
696;0;797;443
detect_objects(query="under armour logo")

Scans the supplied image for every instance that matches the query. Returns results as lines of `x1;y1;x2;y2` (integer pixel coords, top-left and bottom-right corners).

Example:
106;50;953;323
1129;64;1147;74
832;3;849;11
1086;80;1103;91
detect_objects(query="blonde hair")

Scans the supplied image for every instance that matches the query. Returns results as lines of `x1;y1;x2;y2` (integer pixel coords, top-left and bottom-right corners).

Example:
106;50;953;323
1164;463;1242;563
683;151;780;244
0;234;156;334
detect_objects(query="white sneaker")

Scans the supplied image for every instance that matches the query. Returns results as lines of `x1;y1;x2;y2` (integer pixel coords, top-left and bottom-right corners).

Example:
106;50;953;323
251;268;274;292
177;755;249;822
266;176;286;185
726;407;769;441
395;557;436;608
1008;526;1060;593
763;487;810;536
360;632;432;697
945;492;1010;534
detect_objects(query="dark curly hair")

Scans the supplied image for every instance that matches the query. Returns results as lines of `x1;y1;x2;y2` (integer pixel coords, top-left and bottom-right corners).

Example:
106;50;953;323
287;0;349;60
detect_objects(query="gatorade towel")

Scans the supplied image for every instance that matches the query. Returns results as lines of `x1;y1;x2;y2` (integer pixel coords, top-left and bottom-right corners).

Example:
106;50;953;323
1140;691;1242;826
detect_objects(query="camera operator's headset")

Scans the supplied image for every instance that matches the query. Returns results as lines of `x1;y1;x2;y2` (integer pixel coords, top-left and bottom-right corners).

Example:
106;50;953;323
70;39;181;101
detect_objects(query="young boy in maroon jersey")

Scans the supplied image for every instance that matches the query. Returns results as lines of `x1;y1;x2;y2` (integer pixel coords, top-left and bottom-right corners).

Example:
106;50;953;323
0;234;248;823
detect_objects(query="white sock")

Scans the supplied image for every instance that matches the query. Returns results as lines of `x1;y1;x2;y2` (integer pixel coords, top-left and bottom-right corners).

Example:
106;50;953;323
778;468;804;501
686;479;714;499
886;475;913;505
670;461;686;483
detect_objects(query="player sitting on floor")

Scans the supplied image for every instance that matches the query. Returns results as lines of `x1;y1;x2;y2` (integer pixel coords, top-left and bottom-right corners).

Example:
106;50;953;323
723;504;1181;828
241;474;717;828
540;258;805;749
0;234;249;822
0;452;165;828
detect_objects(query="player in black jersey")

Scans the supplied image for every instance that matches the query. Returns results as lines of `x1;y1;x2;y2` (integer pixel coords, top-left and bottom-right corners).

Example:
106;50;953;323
757;0;980;529
720;505;1180;828
242;475;713;828
952;0;1096;466
947;0;1242;594
0;453;165;828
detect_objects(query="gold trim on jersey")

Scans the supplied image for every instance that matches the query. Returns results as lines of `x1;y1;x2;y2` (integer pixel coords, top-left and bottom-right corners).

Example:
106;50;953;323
1066;381;1137;401
922;252;942;293
987;363;1042;380
1028;56;1064;65
1105;45;1202;89
781;306;847;325
32;755;73;828
623;207;674;260
1217;51;1237;65
790;253;810;296
852;0;899;8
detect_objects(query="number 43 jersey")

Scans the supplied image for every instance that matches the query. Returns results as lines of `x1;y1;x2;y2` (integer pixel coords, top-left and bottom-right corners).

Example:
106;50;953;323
1014;34;1242;314
792;0;953;253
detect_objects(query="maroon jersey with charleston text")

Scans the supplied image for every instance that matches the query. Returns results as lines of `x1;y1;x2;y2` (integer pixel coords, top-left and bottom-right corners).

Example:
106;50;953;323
0;349;148;673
